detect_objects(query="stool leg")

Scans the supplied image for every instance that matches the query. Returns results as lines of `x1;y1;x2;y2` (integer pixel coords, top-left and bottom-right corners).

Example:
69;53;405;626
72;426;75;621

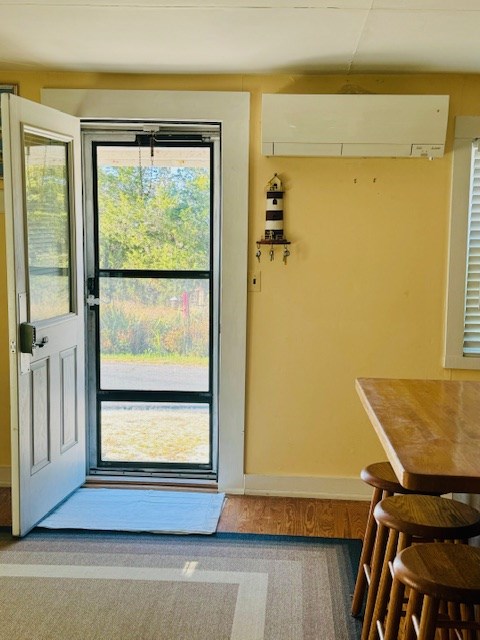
460;603;476;640
437;601;449;640
417;595;440;640
447;601;461;640
404;589;422;640
368;529;400;640
352;486;385;617
362;522;389;640
384;575;406;640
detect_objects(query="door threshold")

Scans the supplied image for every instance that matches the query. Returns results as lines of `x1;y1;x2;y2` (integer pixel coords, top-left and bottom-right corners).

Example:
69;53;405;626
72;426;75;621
84;475;219;492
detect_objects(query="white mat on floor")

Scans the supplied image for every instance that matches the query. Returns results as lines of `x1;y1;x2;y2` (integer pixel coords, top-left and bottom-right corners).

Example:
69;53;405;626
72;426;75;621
37;488;225;534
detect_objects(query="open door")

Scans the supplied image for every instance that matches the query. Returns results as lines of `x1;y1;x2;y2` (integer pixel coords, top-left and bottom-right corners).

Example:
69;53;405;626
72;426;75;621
2;94;86;536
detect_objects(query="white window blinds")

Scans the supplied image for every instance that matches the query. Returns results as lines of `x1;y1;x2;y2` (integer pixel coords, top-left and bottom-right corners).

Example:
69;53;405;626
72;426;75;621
463;141;480;355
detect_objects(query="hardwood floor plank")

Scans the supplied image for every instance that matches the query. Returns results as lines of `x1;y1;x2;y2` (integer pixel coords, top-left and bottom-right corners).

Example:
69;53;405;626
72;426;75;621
217;495;369;538
0;487;11;527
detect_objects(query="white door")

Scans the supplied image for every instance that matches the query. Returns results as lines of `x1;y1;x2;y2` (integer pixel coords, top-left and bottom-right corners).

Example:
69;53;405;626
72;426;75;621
2;94;85;537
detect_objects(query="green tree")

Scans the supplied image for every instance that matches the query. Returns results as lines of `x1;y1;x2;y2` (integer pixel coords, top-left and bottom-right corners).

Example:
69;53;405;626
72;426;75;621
97;164;210;271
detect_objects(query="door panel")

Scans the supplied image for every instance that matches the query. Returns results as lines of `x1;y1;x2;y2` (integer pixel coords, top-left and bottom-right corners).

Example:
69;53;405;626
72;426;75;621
31;358;49;473
2;93;85;536
60;347;78;452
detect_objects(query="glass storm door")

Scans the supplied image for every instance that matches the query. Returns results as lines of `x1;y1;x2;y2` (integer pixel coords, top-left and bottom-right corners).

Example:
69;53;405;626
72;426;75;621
84;127;219;479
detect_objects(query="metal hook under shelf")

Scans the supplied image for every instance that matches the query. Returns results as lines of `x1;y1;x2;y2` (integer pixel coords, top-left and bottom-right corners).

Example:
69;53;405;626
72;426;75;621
255;239;291;265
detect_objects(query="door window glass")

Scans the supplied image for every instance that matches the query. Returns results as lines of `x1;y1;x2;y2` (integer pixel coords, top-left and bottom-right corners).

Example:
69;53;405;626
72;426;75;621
99;277;209;391
23;130;72;321
101;401;210;464
97;145;210;271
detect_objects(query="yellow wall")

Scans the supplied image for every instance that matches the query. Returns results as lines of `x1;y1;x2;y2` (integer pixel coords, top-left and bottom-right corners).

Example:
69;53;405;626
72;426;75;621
1;70;479;480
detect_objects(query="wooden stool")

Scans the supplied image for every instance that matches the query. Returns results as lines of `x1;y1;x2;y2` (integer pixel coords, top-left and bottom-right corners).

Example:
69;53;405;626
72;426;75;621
391;542;480;640
362;494;480;640
351;461;437;618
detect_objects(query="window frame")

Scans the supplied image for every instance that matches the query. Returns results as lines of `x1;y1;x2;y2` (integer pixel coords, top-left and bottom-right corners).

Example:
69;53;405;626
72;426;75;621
445;116;480;369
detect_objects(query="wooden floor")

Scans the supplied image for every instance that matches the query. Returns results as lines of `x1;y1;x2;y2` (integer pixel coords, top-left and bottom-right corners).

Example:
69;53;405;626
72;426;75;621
218;494;369;538
0;487;369;538
0;487;11;527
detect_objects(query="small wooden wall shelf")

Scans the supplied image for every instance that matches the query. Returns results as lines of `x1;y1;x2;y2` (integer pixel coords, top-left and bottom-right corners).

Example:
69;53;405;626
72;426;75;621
256;239;291;264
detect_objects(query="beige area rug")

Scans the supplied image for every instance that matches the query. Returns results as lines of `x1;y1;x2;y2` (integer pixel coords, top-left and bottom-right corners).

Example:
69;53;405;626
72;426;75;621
0;530;361;640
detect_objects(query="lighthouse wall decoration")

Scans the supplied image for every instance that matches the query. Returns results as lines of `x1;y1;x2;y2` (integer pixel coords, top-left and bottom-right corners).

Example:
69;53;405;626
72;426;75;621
256;173;291;264
265;173;284;240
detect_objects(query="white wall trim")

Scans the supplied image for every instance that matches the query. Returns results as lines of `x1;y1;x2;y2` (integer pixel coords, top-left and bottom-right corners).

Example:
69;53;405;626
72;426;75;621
41;89;249;493
0;466;11;487
244;474;372;500
2;468;371;499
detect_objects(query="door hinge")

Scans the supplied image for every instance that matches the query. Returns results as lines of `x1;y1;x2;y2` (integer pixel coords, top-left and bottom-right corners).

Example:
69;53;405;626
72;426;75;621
10;340;16;353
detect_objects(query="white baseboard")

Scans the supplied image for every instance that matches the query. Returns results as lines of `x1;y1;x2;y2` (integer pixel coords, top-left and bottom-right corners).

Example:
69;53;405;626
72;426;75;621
244;474;372;501
0;468;372;500
0;466;11;487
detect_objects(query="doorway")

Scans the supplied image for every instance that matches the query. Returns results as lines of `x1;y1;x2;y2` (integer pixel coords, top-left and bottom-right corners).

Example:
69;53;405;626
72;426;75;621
82;124;220;481
4;91;247;535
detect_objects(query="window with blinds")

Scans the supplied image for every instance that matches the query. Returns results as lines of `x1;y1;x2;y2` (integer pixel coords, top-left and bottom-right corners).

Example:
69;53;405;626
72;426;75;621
463;141;480;355
445;117;480;369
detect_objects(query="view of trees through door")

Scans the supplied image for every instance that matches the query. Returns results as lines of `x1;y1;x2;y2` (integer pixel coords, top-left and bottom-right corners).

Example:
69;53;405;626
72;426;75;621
86;127;219;478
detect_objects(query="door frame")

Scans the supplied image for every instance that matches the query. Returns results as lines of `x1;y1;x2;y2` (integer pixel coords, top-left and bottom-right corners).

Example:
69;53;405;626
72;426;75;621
42;89;249;493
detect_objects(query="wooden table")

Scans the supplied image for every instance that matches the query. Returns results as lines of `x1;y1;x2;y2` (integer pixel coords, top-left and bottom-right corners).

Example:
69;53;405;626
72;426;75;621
356;378;480;494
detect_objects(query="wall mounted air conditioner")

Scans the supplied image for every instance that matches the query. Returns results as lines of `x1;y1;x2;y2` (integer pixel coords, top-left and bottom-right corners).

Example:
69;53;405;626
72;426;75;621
261;94;450;158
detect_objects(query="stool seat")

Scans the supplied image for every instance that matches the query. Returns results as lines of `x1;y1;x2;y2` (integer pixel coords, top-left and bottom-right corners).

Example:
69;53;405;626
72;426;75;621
394;543;480;603
361;461;416;495
374;494;480;540
392;543;480;640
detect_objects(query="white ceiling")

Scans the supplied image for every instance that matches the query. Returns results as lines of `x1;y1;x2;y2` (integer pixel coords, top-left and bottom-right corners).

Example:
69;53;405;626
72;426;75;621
0;1;480;75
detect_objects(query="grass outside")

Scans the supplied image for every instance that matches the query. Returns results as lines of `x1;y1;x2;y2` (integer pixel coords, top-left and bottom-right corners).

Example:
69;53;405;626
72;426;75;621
101;408;210;464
